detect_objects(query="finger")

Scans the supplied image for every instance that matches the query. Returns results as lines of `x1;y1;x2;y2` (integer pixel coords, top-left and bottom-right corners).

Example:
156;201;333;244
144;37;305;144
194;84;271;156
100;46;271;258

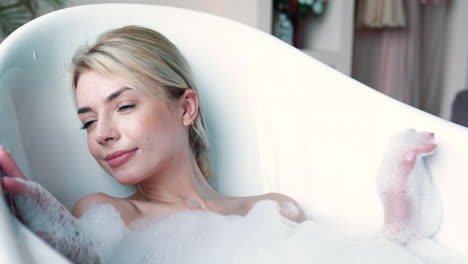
1;177;45;202
418;131;435;141
0;146;27;180
35;231;52;241
404;143;437;155
409;131;435;144
387;145;433;189
396;129;435;144
1;176;27;196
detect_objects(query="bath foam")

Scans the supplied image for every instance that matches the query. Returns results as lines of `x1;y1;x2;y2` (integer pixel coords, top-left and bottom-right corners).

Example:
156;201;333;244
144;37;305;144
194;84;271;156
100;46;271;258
79;201;466;264
80;204;128;260
7;178;467;264
9;178;100;264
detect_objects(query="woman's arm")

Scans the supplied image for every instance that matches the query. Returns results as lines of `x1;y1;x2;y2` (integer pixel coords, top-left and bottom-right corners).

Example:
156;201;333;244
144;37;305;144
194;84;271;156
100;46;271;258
261;192;307;223
0;146;101;264
376;129;439;244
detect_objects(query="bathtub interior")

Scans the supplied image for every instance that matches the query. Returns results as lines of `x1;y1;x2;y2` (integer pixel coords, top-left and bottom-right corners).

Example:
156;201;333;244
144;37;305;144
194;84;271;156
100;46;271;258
0;4;468;263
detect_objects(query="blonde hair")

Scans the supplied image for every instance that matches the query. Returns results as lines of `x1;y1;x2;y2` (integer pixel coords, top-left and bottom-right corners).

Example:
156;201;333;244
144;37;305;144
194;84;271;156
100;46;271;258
71;25;211;179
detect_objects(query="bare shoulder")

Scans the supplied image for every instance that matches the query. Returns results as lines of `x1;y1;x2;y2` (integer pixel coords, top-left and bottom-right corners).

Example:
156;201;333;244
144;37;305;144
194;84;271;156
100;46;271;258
253;192;306;223
71;192;119;218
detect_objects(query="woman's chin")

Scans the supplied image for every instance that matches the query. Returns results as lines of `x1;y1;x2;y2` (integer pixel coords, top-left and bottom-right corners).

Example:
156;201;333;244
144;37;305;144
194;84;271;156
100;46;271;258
112;172;141;186
105;167;140;185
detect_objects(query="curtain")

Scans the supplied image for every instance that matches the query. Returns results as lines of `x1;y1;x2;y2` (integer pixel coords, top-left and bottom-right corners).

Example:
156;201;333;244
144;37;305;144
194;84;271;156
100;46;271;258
352;0;449;116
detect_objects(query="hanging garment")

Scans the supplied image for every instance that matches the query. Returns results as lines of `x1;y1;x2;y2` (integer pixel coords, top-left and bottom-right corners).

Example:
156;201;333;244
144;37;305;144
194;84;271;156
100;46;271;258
355;0;406;28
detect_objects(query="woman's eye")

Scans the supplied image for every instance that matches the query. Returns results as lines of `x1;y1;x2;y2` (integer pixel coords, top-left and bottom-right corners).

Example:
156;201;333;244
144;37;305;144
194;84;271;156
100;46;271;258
118;104;135;112
80;120;96;130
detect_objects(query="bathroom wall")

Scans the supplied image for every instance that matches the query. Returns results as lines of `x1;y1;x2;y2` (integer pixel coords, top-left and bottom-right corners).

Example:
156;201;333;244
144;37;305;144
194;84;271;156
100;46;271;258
37;0;272;33
299;0;355;76
25;0;468;121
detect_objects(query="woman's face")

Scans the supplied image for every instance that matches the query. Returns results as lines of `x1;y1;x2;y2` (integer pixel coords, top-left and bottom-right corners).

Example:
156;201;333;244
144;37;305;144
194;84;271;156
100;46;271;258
75;70;188;185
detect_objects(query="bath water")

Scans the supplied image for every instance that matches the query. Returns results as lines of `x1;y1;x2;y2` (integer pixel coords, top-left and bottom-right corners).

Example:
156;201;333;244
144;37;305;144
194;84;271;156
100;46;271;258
8;130;467;263
78;201;466;264
75;130;464;264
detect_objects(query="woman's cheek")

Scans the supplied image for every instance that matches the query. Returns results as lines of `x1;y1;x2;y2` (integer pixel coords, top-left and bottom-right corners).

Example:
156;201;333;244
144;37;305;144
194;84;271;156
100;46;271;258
122;119;142;145
87;137;100;162
130;113;158;142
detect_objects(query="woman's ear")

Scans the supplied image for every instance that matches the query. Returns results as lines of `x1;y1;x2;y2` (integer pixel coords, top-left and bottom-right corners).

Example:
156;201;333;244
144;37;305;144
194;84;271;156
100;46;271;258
180;89;199;127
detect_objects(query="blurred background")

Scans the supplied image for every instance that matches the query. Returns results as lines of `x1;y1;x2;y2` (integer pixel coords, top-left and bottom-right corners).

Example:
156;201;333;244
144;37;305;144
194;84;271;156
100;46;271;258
1;0;467;125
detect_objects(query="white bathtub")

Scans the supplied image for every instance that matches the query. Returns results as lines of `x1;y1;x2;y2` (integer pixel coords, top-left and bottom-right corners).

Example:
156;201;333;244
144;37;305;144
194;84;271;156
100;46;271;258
1;4;468;263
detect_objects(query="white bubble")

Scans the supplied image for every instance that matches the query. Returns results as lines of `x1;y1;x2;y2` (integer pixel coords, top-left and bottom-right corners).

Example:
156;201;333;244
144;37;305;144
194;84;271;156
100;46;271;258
77;200;466;264
11;178;100;263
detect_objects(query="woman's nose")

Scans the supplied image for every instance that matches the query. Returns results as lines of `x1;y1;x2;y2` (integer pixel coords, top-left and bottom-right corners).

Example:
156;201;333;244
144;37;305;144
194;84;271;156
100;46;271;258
94;119;119;145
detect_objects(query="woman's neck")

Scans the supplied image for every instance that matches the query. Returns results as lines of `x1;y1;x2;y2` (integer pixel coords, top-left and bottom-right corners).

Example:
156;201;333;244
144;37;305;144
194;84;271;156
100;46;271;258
131;150;224;210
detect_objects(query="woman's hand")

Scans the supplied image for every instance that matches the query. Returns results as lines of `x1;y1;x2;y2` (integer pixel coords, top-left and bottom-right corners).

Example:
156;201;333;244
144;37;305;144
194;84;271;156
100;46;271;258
376;129;440;244
1;146;101;263
0;145;28;189
1;145;27;217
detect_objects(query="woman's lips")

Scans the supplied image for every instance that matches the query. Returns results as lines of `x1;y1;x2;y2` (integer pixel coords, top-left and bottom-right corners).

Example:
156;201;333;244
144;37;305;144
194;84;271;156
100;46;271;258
105;148;138;168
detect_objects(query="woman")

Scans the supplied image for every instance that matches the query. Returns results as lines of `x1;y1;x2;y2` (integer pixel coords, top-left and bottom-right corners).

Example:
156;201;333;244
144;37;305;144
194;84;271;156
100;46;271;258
70;25;307;224
0;26;437;263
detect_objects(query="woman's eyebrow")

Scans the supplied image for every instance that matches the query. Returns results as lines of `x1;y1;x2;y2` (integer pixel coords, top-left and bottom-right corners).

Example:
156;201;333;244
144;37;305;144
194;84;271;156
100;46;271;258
77;107;92;115
106;87;133;103
77;87;133;115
